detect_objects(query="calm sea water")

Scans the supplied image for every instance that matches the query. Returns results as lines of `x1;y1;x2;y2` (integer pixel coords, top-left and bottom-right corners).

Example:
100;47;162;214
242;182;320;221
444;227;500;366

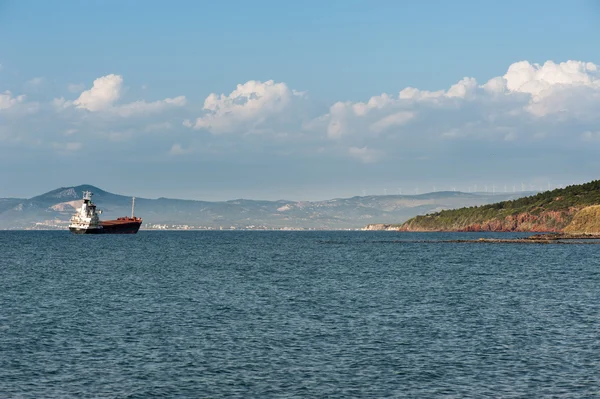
1;231;599;398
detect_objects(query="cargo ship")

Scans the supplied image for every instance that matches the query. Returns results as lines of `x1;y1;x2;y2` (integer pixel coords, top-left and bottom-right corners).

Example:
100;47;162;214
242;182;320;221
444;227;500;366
68;191;142;234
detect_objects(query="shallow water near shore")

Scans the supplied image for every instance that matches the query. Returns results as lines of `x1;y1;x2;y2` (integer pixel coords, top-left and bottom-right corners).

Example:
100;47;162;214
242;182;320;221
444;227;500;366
1;230;599;398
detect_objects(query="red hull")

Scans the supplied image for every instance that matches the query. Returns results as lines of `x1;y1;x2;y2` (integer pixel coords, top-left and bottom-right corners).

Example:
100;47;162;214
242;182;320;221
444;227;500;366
100;217;142;234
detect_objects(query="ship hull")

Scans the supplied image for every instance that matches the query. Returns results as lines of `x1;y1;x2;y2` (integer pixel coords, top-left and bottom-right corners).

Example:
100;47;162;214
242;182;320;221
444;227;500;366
69;227;104;234
100;220;142;234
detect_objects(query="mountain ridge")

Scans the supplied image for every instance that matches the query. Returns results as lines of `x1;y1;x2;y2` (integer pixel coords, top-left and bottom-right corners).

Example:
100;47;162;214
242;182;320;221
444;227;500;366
0;184;536;230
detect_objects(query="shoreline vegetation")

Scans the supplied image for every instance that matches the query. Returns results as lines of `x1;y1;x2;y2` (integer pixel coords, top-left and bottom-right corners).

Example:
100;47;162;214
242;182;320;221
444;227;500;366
364;180;600;237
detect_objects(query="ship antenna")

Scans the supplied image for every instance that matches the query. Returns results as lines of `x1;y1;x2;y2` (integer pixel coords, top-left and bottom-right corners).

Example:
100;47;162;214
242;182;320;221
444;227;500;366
131;197;135;218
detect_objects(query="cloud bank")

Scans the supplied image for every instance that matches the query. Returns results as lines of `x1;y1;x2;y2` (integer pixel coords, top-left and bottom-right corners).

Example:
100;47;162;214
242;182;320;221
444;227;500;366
185;80;306;135
1;60;600;167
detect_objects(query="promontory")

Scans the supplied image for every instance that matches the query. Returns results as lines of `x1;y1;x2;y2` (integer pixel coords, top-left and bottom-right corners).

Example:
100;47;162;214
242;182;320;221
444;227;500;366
371;180;600;234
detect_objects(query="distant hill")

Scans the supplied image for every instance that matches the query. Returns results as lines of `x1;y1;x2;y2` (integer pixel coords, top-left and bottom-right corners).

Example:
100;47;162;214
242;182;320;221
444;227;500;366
397;179;600;233
0;185;534;230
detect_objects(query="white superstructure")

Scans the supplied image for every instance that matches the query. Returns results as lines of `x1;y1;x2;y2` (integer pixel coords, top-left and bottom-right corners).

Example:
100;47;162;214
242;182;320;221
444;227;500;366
68;191;103;232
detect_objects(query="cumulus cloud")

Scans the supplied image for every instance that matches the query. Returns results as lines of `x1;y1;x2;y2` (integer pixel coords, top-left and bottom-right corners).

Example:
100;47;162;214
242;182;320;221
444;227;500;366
314;59;600;141
369;111;415;133
0;73;189;156
188;80;303;134
2;59;600;168
73;74;123;111
503;60;598;97
318;97;414;140
295;59;600;163
0;91;26;110
495;60;600;117
114;96;186;117
52;97;70;110
53;74;187;117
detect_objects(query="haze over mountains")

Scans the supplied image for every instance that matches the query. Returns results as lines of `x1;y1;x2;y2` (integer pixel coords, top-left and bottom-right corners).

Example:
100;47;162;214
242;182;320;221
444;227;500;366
0;185;537;230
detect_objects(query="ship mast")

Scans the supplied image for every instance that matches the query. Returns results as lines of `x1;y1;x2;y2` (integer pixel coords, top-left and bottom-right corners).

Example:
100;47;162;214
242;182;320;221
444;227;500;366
131;197;135;218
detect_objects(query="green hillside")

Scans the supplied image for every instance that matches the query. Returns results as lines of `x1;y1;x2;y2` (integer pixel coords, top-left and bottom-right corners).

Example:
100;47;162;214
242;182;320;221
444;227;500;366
399;180;600;232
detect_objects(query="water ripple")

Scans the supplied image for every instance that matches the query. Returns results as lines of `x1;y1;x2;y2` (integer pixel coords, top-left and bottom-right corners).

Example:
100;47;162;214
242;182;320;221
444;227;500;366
0;231;599;398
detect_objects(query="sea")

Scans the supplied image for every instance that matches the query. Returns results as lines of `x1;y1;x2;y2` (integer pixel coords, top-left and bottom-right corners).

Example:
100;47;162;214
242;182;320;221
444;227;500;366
1;230;599;398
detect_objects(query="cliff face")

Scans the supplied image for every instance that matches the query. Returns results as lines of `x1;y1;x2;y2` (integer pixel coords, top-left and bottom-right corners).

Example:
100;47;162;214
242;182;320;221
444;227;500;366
399;209;577;232
457;210;573;232
564;206;600;234
399;207;600;234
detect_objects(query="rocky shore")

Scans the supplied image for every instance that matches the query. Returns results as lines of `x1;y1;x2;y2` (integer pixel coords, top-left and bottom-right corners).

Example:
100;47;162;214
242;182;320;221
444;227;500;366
441;233;600;244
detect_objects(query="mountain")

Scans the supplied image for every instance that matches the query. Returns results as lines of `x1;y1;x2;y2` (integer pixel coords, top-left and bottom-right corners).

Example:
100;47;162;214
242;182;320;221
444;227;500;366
0;185;535;230
396;179;600;233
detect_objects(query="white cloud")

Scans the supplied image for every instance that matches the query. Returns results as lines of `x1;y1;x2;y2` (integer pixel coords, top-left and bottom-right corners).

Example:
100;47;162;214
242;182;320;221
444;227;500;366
499;60;600;117
398;87;445;100
503;60;598;97
319;97;414;140
114;96;186;117
52;97;71;110
189;80;301;134
73;74;123;111
369;111;414;133
312;59;600;147
482;77;506;94
55;74;186;117
446;77;478;98
0;91;26;110
2;59;600;168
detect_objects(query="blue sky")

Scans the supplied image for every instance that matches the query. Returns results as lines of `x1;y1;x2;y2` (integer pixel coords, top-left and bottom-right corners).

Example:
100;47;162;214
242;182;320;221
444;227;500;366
1;0;600;200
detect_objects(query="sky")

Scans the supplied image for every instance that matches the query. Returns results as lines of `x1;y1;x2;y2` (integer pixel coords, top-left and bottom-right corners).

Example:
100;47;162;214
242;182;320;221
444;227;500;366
1;0;600;201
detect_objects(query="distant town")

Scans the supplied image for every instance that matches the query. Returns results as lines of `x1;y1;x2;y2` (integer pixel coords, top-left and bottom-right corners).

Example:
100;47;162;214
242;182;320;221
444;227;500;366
19;220;346;231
